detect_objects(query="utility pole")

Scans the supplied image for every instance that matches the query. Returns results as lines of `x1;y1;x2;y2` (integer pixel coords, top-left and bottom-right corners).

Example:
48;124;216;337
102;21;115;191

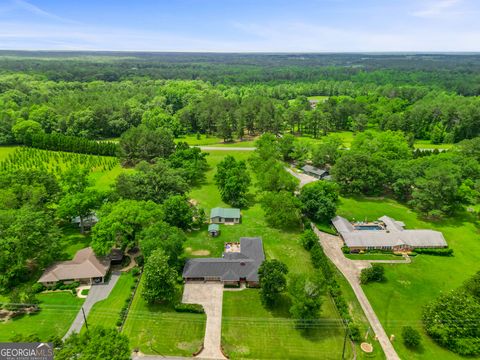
82;307;89;331
342;320;349;360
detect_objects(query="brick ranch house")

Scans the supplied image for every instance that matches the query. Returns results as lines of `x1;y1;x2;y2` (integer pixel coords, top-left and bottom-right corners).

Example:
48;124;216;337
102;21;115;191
182;237;265;287
332;215;448;252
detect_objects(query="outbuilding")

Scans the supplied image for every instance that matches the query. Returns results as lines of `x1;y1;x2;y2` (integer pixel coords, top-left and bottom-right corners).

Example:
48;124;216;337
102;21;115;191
210;207;241;224
208;223;220;237
301;165;329;179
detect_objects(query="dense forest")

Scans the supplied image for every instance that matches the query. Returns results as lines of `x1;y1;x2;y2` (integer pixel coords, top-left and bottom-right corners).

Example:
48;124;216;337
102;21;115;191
1;52;480;145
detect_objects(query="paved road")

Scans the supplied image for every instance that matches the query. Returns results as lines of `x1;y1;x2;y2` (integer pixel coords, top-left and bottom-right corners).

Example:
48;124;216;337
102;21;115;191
63;272;121;340
285;167;318;188
311;225;400;360
195;146;255;151
182;282;226;359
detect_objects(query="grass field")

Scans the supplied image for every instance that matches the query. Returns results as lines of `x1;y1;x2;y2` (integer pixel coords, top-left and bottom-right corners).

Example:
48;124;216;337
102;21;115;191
86;272;135;330
175;134;257;147
122;279;206;356
337;196;480;360
222;290;349;360
0;292;84;341
412;140;454;150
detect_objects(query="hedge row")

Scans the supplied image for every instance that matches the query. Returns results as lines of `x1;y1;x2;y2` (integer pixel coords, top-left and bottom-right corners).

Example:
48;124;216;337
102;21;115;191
413;248;454;256
27;132;118;156
309;240;361;341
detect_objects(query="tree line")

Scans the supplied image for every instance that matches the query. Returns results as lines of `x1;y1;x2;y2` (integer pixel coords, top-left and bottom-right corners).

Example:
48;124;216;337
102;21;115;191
2;71;480;146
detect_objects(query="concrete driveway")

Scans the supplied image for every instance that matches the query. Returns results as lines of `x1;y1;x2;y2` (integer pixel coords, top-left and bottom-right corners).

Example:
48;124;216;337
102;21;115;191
285;167;318;188
182;282;226;360
311;225;400;360
63;271;120;340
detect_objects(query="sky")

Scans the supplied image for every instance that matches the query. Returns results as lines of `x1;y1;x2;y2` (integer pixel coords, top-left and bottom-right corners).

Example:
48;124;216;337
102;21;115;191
0;0;479;52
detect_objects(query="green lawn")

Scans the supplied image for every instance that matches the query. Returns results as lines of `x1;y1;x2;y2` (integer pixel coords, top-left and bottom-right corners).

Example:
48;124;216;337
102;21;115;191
222;290;349;360
85;272;135;330
413;140;453;150
337;196;480;360
0;292;83;341
307;95;330;102
186;150;353;358
175;134;257;147
122;279;206;356
58;226;91;260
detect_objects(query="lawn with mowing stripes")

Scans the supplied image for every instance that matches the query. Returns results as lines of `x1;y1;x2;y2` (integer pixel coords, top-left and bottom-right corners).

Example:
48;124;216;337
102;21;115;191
222;290;349;360
122;279;206;356
338;196;480;360
0;292;84;341
85;272;136;330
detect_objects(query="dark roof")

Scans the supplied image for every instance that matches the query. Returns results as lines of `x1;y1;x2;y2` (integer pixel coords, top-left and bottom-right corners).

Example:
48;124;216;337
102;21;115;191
182;237;265;282
301;165;327;176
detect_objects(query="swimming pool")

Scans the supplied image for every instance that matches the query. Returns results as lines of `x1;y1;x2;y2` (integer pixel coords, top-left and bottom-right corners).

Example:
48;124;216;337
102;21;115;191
354;225;383;231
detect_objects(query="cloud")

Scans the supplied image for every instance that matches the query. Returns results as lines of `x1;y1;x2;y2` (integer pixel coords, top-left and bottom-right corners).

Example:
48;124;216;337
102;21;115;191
412;0;463;18
9;0;79;24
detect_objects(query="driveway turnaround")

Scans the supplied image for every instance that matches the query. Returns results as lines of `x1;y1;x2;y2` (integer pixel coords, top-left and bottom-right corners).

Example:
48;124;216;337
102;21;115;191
63;271;121;340
182;282;226;360
311;225;400;360
285;167;318;188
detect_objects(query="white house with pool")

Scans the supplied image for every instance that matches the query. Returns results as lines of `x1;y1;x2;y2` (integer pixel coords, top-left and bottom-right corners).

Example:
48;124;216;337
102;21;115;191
332;215;448;252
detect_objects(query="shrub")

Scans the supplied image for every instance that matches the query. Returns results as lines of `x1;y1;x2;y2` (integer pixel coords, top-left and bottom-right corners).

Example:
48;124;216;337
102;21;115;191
136;255;144;267
116;319;123;327
360;264;385;284
348;323;362;342
301;230;318;250
131;267;141;276
341;246;350;254
174;303;204;313
31;283;45;294
413;248;453;256
402;326;421;348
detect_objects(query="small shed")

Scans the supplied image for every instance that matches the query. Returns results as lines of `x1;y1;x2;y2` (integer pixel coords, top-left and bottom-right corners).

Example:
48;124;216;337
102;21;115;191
208;224;220;237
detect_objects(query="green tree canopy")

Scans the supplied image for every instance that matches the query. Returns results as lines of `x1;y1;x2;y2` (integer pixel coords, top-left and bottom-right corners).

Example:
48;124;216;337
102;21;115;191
118;125;175;166
56;326;130;360
299;181;339;223
91;200;163;255
142;249;178;304
116;160;189;204
258;259;289;307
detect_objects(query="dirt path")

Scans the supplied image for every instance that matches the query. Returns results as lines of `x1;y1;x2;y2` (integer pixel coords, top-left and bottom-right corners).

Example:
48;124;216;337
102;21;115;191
311;225;400;360
182;282;226;360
